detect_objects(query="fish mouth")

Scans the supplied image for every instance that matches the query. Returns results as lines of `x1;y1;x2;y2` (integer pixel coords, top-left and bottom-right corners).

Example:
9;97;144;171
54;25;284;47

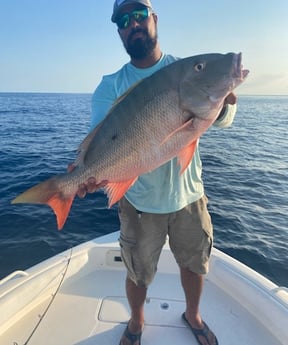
209;52;249;103
208;53;249;103
232;52;249;80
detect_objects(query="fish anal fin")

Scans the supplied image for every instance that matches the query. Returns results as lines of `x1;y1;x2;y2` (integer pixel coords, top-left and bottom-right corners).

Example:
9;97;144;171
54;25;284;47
105;178;138;207
177;141;197;174
47;194;74;231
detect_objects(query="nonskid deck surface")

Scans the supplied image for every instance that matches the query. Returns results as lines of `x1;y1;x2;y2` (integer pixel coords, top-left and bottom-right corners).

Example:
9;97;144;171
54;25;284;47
1;266;281;345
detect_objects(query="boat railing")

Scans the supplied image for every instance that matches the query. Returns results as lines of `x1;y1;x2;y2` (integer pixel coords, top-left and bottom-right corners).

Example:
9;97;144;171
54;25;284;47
0;271;29;286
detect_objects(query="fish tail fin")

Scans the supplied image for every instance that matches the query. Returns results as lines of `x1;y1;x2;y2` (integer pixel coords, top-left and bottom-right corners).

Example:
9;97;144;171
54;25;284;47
11;177;75;230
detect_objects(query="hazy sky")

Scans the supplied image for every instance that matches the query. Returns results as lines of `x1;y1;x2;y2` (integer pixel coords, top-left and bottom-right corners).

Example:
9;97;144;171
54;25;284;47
1;0;287;95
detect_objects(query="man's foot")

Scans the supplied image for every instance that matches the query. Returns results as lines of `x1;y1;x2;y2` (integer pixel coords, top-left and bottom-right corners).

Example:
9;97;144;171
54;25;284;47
119;324;142;345
182;313;218;345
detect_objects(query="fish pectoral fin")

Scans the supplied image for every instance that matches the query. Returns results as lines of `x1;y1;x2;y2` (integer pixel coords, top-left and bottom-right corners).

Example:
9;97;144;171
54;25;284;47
160;118;194;146
105;178;138;207
177;140;197;174
11;177;75;231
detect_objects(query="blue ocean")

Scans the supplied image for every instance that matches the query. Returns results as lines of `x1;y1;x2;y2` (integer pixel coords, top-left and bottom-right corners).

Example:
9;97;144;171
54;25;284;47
0;93;287;287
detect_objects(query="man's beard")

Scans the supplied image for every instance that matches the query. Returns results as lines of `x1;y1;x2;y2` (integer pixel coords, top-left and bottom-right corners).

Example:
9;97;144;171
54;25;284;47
124;28;157;60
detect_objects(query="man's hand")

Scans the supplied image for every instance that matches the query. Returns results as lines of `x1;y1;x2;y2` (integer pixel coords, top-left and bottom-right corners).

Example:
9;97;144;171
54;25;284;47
67;163;107;198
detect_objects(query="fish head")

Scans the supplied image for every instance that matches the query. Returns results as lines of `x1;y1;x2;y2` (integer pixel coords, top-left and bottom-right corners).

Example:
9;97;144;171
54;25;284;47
179;52;249;120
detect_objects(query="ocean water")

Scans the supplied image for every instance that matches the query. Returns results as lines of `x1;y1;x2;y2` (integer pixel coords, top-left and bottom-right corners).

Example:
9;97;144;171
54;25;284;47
0;93;287;287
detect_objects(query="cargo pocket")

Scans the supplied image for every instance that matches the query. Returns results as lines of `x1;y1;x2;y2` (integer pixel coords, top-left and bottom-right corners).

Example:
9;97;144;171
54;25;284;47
119;234;137;282
199;195;213;239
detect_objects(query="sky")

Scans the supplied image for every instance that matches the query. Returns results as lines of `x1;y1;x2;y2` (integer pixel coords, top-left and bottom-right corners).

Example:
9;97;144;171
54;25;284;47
0;0;287;95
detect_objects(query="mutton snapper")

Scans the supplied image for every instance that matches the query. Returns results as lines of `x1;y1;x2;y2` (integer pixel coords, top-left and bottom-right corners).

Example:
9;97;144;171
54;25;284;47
12;52;249;230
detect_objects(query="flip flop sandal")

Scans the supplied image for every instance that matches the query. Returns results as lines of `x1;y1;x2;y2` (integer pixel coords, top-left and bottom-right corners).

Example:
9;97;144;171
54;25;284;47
182;313;218;345
119;324;142;345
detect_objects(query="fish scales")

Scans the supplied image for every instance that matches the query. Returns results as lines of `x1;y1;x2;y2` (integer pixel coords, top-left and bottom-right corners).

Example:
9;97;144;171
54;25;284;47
12;53;249;229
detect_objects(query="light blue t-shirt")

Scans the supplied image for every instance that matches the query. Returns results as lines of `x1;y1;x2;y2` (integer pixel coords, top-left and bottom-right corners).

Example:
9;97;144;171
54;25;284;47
91;53;237;213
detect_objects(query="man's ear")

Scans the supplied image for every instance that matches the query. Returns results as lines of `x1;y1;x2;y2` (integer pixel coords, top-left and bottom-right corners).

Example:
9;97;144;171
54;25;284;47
152;13;158;24
117;28;123;40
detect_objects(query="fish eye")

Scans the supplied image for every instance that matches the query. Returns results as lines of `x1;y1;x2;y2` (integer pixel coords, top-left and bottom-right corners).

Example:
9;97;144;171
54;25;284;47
194;63;205;72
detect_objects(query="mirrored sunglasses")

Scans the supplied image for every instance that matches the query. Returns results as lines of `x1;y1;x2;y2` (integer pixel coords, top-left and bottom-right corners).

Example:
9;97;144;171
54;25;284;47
116;8;151;30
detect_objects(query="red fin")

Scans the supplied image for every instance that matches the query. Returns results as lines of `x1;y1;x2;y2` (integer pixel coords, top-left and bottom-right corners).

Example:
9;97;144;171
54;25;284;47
47;195;74;231
105;178;138;207
11;177;75;231
177;140;197;174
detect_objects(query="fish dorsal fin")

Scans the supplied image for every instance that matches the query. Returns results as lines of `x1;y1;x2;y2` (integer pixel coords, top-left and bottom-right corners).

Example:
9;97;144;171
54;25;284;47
105;178;138;207
109;80;143;112
74;122;104;167
74;80;143;167
177;140;197;174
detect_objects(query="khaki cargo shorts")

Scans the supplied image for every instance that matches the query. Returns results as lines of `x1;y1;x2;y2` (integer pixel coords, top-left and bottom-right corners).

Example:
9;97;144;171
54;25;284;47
118;195;213;288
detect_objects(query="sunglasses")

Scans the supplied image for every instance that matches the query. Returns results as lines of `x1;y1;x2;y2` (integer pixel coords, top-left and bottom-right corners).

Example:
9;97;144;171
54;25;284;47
116;8;152;30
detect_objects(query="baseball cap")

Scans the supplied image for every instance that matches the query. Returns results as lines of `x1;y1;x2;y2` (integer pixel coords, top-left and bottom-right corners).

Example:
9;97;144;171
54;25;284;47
111;0;152;23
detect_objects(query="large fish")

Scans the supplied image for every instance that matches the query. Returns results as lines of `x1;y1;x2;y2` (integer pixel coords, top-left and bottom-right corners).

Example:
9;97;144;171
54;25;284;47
12;52;249;230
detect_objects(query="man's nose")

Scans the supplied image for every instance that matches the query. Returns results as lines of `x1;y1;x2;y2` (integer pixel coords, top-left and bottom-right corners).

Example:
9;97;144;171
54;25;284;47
129;17;141;28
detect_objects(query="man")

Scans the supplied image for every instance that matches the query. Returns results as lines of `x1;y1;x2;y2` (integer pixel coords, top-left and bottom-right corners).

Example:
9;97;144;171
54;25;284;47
80;1;237;344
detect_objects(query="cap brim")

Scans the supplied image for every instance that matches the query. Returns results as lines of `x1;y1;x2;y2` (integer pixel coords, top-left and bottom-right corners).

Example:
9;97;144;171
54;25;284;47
111;0;151;22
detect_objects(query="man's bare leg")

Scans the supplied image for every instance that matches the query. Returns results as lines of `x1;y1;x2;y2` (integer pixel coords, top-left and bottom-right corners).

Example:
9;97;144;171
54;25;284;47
181;267;217;345
181;267;203;328
120;277;146;345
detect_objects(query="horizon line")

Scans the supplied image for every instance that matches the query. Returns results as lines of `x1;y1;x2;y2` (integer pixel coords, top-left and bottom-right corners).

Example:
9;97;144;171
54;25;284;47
0;91;288;97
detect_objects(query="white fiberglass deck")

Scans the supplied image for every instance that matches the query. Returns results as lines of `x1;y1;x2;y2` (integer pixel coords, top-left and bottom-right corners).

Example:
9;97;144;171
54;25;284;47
0;232;287;345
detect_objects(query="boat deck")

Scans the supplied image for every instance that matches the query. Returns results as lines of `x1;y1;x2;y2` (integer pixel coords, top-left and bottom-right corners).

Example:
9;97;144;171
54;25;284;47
0;233;287;345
